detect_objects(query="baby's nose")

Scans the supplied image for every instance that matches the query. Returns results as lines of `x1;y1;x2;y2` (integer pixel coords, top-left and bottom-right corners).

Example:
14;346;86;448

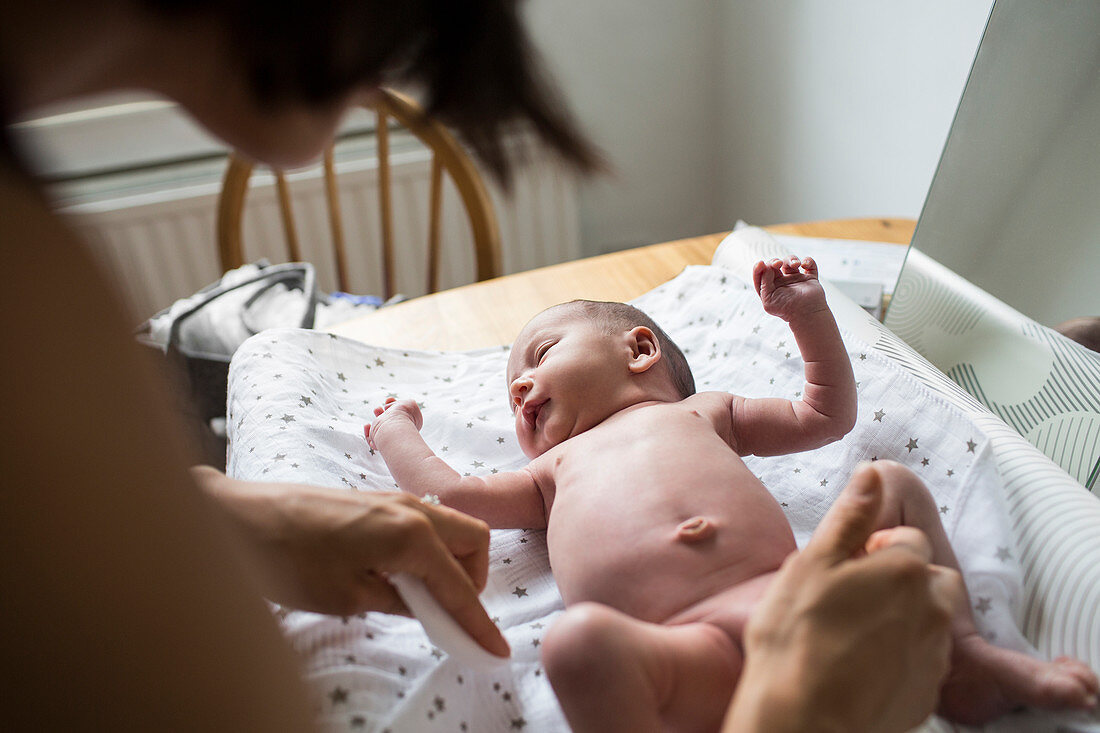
510;377;532;406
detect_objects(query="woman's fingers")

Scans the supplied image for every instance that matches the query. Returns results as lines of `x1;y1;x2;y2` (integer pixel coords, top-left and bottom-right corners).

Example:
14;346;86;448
370;496;506;657
802;462;884;566
354;570;410;616
926;563;968;624
865;525;934;562
419;554;510;658
389;516;510;658
415;500;492;591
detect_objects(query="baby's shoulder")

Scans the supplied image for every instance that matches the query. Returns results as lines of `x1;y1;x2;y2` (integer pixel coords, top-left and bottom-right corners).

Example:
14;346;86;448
679;390;735;413
670;391;735;432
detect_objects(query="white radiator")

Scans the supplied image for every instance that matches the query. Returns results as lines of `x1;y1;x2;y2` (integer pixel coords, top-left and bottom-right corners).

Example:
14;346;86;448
60;138;581;321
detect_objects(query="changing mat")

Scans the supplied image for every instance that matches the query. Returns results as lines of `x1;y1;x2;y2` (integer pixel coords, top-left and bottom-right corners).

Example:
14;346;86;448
227;260;1046;732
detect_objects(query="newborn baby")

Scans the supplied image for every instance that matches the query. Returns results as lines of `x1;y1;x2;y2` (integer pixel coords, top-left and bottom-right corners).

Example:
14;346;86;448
367;257;1098;732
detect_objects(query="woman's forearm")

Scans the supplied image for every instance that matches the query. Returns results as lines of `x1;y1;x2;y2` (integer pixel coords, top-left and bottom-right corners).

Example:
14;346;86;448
724;665;820;733
2;220;316;729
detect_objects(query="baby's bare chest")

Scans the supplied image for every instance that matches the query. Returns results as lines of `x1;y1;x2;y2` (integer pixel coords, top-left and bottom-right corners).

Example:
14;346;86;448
545;402;739;499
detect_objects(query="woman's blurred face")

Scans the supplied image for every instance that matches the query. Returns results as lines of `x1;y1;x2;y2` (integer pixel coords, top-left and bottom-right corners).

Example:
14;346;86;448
158;19;376;169
180;83;370;169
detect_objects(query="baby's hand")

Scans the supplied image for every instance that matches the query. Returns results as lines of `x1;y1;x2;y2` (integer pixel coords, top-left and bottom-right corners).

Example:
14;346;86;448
366;397;423;450
752;256;827;322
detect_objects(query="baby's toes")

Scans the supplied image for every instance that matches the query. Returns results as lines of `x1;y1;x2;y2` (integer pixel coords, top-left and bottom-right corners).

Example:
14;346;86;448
1055;657;1100;694
1040;659;1100;707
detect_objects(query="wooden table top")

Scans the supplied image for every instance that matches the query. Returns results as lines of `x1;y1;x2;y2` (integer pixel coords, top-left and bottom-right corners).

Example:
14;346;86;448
327;217;915;350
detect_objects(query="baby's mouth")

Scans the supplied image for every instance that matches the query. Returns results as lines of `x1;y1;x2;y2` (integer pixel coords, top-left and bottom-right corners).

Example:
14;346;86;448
523;399;547;429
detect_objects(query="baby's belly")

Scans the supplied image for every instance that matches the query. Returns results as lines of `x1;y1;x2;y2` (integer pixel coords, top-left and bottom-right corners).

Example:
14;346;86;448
546;461;796;624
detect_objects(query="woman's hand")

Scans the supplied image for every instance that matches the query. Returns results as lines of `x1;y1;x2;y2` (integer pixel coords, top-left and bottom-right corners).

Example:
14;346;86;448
192;466;509;657
725;462;963;733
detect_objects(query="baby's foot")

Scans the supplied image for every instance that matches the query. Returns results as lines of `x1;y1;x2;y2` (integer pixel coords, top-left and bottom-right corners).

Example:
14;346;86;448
938;633;1099;725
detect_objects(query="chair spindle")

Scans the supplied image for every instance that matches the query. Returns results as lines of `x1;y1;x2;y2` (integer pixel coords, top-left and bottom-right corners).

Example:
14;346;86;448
274;172;302;263
323;147;349;292
377;110;396;300
427;154;444;293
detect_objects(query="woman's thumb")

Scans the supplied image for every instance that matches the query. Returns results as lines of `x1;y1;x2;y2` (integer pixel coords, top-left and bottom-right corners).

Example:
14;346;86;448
803;462;883;566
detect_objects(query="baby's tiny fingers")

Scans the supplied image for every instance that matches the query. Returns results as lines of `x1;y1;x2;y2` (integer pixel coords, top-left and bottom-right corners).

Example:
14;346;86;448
802;256;817;273
780;256;801;274
752;260;768;292
759;264;776;289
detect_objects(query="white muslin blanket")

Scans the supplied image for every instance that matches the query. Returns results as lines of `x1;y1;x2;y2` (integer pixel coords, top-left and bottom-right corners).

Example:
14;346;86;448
227;265;1030;732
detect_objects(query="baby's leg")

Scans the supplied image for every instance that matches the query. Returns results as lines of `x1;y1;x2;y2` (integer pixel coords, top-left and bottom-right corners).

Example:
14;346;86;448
869;461;1099;724
542;602;742;733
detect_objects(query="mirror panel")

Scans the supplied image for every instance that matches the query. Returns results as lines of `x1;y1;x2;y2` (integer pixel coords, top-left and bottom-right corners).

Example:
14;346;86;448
884;0;1100;489
891;0;1100;326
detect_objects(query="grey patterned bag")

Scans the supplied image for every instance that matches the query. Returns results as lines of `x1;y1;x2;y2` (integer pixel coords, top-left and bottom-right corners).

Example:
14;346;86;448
137;262;321;465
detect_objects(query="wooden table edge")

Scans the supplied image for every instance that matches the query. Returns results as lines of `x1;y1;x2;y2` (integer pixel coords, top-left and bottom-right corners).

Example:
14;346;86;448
328;218;915;350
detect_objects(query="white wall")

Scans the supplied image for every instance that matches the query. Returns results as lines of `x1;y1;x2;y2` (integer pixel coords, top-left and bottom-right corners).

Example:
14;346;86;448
527;0;993;256
524;0;724;254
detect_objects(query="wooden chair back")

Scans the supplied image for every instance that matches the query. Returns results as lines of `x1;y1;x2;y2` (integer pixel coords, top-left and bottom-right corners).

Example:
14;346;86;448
216;88;502;299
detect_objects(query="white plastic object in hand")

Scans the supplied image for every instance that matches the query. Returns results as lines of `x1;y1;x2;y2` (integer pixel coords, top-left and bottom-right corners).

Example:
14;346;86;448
389;572;509;669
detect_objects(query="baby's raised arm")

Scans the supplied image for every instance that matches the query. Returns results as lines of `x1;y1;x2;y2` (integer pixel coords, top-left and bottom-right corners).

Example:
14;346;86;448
366;398;548;529
730;257;857;456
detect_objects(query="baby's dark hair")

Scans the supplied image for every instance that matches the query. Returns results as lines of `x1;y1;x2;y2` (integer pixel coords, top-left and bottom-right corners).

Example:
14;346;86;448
139;0;602;186
567;300;695;399
1055;317;1100;353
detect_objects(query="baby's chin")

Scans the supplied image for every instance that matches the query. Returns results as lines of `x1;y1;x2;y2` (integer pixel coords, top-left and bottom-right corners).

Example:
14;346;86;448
517;432;554;459
519;439;545;460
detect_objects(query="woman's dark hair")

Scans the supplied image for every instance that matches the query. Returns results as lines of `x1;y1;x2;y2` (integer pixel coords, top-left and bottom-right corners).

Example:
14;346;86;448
569;300;696;400
140;0;602;185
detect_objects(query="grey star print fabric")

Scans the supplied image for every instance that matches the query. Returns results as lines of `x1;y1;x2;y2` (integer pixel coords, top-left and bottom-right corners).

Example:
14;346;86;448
227;253;1041;731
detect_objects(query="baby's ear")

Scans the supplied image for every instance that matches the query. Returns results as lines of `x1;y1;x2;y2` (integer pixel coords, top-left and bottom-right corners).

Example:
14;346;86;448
626;326;661;374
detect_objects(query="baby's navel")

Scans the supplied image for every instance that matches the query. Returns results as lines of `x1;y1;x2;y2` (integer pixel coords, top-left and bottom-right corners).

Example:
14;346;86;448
675;516;716;543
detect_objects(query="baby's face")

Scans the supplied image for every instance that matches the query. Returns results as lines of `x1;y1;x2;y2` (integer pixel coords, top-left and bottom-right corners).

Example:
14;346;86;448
506;306;630;458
